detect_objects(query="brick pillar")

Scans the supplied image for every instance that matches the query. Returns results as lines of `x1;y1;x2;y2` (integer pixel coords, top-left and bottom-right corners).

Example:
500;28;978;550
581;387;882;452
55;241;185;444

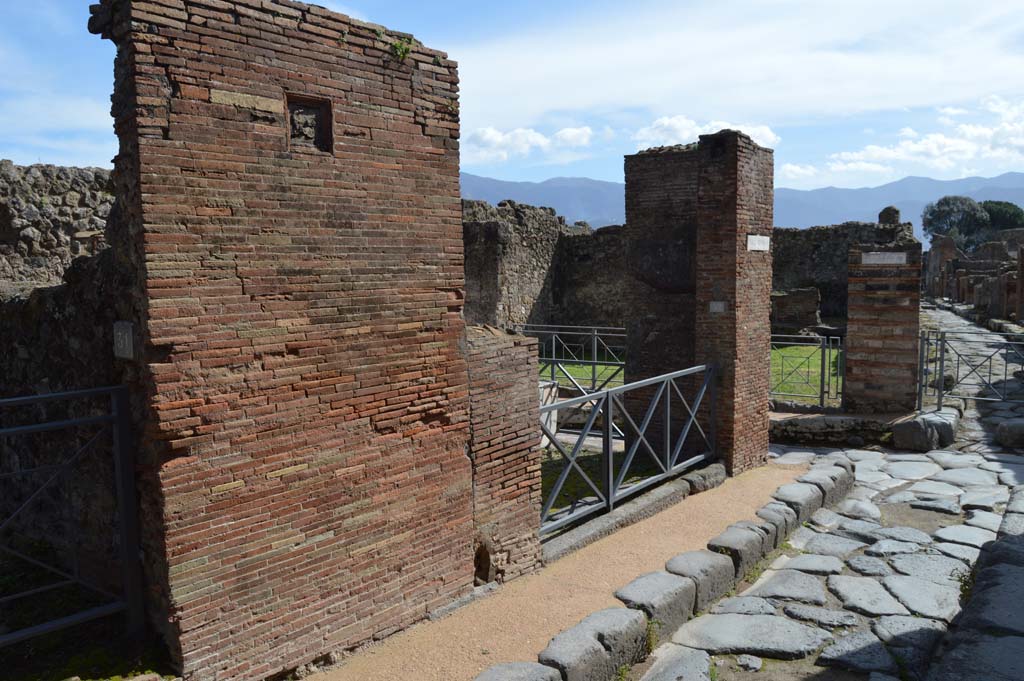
844;242;922;414
693;131;773;474
1018;249;1024;320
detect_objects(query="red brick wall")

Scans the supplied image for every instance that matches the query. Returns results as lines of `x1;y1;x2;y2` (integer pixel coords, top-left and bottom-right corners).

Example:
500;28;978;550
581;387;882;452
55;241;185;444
92;1;472;679
465;327;542;583
622;132;773;474
694;131;773;474
844;243;922;414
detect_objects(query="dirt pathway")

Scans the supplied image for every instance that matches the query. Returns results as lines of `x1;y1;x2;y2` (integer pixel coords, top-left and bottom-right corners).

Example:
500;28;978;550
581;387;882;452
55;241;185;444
309;464;803;681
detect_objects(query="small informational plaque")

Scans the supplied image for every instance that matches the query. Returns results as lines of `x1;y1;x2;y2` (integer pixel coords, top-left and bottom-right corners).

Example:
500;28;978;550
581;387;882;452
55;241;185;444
862;251;907;265
113;321;134;360
709;301;727;314
747;235;771;252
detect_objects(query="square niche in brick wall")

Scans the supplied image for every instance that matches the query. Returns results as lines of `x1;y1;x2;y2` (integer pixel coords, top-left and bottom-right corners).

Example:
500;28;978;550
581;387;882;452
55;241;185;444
287;95;332;153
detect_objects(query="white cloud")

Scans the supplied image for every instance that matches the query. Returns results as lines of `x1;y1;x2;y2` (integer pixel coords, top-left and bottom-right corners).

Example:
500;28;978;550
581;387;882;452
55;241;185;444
828;96;1024;173
633;115;780;149
827;160;894;174
938;106;969;116
898;127;919;138
462;125;594;165
451;1;1024;133
780;163;818;180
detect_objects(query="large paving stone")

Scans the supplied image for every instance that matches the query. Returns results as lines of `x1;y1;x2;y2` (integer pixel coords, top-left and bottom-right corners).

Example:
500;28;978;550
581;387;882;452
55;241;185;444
927;451;986;469
847;450;886;462
809;508;843;530
710;597;775;615
615;572;695;637
889;553;967;586
816;630;897;674
884;461;943;480
828;576;910;616
908;480;964;497
475;663;561;681
848;555;892;576
932;468;1000;487
956;563;1024;635
965;509;1004;532
1009;488;1024;514
1001;512;1024;538
883;575;960;622
835;518;883;543
873;526;932;544
744;569;827;605
783;604;859;628
639;644;710;681
910;498;962;515
925;634;1024;681
665;551;735;613
671;614;832;659
759;502;799;535
865;539;922;557
873;615;946;651
804;533;868;558
772;483;824;522
836;498;882;520
933;541;981;564
960;486;1010;511
933;524;997;548
539;608;647;681
783;554;844;575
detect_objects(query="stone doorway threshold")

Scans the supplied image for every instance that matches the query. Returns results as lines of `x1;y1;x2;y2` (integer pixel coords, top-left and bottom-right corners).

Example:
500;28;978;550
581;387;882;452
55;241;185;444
303;465;804;681
771;411;904;448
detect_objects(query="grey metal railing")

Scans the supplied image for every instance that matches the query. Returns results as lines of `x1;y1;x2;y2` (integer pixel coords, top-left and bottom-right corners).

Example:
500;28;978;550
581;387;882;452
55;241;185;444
919;329;1024;407
0;386;143;648
539;365;715;536
770;334;845;408
517;324;626;395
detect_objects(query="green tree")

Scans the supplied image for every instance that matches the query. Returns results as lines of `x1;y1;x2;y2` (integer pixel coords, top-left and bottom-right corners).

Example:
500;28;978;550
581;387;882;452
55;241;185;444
981;200;1024;231
922;196;992;251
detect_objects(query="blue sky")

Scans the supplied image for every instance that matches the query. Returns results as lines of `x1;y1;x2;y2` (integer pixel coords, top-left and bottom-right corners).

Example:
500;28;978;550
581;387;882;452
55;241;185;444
2;0;1023;190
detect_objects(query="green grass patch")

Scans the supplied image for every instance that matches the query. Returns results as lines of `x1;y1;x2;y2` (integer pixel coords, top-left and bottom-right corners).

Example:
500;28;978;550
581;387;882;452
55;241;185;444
770;344;843;406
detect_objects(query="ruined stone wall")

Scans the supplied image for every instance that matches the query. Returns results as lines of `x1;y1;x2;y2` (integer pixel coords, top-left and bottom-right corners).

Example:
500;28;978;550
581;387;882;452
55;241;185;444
770;287;821;334
773;222;914;318
844;243;922;414
91;1;471;679
462;199;630;329
0;161;113;300
465;327;542;584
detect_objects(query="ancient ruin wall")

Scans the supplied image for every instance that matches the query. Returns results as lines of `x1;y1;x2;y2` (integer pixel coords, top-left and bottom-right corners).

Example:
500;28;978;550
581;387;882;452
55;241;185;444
465;327;542;584
0;161;113;299
91;1;470;678
773;222;914;318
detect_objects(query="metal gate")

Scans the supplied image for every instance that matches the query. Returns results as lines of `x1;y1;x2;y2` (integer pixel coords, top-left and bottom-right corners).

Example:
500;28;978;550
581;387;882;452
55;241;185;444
539;365;715;535
770;334;845;408
518;324;626;396
0;387;143;648
919;329;1024;407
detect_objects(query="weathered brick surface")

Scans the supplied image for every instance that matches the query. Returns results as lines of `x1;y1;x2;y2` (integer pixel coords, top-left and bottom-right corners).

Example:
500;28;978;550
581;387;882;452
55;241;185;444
465;327;542;583
694;132;773;474
622;132;773;474
91;1;472;679
844;242;922;414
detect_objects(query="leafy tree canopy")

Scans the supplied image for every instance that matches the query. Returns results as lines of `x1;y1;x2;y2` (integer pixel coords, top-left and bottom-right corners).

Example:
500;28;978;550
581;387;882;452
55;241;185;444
922;196;992;251
981;200;1024;231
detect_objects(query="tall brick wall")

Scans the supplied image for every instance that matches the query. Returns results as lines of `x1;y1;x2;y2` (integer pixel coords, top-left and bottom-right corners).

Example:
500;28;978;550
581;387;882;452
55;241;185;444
91;2;473;679
622;132;773;474
844;243;922;414
465;327;542;584
693;132;773;474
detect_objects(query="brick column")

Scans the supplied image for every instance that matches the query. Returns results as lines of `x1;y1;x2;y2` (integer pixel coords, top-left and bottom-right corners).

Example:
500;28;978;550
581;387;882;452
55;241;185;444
844;242;922;414
693;131;774;474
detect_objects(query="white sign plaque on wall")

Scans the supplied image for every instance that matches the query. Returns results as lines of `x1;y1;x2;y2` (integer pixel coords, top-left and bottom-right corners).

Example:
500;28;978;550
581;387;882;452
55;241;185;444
709;301;727;314
113;321;134;360
747;235;771;252
862;251;907;266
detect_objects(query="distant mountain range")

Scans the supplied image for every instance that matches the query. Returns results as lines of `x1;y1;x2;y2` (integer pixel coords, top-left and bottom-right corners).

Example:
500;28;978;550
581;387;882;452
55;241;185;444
460;171;1024;242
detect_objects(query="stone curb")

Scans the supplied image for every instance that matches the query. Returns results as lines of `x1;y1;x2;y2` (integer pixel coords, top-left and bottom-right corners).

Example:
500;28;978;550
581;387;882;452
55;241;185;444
475;457;857;680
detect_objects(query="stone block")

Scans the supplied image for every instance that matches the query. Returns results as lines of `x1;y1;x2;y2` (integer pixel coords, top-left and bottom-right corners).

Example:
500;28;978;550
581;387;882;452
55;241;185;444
707;525;766;578
892;409;959;452
539;608;647;681
615;572;696;638
682;463;727;493
665;550;736;612
996;418;1024;448
759;501;799;535
772;482;824;521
